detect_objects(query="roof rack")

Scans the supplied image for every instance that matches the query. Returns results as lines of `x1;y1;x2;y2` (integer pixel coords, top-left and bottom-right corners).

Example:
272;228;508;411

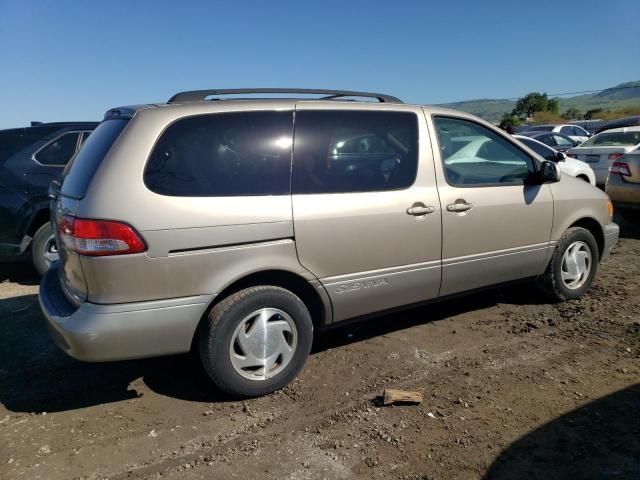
167;88;403;104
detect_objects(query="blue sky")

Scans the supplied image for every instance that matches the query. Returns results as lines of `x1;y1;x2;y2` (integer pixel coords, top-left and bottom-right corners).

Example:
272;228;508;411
1;0;639;128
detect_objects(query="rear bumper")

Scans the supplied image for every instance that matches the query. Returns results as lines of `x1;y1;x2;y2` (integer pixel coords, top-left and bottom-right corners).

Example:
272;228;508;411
601;222;619;261
38;267;213;362
606;175;640;209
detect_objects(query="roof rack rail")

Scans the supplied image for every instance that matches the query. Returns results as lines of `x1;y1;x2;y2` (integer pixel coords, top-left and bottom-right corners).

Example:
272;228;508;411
167;88;403;104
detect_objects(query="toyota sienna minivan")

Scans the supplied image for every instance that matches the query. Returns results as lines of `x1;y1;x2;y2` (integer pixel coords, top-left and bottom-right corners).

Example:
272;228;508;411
39;88;619;397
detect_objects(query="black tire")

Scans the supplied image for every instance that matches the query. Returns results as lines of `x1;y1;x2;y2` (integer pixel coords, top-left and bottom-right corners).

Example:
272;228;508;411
31;222;57;275
198;286;313;398
536;227;599;301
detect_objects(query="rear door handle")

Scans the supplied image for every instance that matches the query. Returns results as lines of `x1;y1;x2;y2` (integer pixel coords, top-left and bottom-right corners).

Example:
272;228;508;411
446;201;472;213
406;203;435;216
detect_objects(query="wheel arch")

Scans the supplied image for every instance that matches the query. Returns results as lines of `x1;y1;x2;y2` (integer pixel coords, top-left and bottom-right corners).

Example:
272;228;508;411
569;217;604;260
192;269;333;350
26;207;51;237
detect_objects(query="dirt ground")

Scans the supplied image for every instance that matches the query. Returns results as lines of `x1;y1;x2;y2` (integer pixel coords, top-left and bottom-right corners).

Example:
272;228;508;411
1;215;639;480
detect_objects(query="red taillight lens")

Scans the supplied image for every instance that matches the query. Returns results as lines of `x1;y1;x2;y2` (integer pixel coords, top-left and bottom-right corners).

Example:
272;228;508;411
608;152;624;161
59;215;146;256
609;161;631;177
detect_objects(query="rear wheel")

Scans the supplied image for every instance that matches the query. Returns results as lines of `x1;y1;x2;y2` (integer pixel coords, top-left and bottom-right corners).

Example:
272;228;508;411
537;227;599;301
198;286;313;398
31;222;58;275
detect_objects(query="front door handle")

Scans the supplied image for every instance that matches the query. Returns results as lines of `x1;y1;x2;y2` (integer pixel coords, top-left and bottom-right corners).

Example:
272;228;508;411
406;202;435;216
446;201;472;213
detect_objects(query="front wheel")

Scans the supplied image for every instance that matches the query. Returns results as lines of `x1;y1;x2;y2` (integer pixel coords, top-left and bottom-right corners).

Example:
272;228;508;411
537;227;599;301
31;222;58;275
198;286;313;398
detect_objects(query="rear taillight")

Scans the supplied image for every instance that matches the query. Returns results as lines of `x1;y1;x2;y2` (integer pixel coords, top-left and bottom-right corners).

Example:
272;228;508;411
59;215;146;256
609;161;631;177
608;152;625;161
567;153;577;159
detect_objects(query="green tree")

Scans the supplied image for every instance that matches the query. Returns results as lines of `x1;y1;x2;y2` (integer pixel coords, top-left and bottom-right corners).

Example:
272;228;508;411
547;97;559;114
499;113;521;132
512;92;561;118
562;107;582;120
584;108;604;120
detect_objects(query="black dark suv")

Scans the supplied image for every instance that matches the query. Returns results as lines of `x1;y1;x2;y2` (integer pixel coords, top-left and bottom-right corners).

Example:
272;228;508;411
0;121;97;273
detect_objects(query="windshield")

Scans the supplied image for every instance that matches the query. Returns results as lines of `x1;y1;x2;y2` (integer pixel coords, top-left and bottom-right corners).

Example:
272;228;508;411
61;118;129;198
579;131;640;147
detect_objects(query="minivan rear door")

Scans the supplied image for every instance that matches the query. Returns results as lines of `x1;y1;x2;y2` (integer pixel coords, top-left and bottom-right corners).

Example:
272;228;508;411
291;104;442;322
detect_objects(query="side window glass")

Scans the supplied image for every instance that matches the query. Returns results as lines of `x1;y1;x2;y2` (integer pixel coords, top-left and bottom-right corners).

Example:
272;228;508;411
144;111;293;196
35;132;80;165
521;138;556;161
554;134;574;147
292;110;418;194
80;131;92;145
560;126;572;135
433;116;535;186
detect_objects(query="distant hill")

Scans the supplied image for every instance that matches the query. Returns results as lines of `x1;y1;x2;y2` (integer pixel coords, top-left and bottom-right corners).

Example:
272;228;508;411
441;80;640;123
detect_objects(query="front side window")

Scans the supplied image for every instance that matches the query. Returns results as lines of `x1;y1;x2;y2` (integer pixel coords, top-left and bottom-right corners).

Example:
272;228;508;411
292;110;418;194
35;132;80;165
145;111;293;196
434;116;535;186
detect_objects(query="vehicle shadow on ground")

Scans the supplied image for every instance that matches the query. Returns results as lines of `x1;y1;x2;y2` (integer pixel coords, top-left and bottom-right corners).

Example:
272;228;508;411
0;262;39;286
616;212;640;240
0;282;541;413
483;384;640;479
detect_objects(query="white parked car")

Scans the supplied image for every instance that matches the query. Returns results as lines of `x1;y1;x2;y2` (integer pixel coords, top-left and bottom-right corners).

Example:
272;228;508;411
566;126;640;187
514;135;596;185
522;124;591;144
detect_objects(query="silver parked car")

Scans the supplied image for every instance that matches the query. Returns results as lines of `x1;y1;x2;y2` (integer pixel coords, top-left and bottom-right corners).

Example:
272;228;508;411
40;88;619;398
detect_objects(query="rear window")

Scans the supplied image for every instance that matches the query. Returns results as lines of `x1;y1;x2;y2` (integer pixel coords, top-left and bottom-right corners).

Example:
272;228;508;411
580;131;640;147
144;111;293;196
61;119;129;199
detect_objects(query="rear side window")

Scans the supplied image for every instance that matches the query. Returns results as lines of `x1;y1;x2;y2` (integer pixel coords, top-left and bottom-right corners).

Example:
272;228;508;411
144;111;293;196
35;132;80;165
0;126;60;163
61;119;129;199
292;110;418;194
580;131;640;147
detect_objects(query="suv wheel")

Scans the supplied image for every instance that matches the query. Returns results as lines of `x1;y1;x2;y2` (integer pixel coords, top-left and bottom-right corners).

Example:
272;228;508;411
537;227;599;301
199;286;313;398
31;222;58;275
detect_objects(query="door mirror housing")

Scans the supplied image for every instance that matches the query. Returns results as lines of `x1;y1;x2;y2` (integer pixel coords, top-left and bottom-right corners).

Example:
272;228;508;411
539;160;561;183
555;151;567;162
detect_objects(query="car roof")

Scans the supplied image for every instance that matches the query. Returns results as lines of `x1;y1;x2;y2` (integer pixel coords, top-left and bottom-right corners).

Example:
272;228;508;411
594;125;640;134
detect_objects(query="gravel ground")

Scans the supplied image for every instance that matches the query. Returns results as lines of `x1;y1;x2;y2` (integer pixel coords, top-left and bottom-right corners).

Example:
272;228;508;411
1;215;639;480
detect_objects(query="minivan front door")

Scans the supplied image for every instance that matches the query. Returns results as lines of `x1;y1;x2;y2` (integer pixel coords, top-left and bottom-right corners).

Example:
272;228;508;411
291;105;442;322
429;114;554;297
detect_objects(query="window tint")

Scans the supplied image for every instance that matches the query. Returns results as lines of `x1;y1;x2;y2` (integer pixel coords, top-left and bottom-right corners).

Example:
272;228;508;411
145;111;293;196
519;137;556;161
80;130;92;145
0;126;60;163
292;110;418;194
61;119;128;199
538;134;557;147
434;116;535;186
35;132;80;165
580;131;640;147
560;126;572;135
553;134;574;147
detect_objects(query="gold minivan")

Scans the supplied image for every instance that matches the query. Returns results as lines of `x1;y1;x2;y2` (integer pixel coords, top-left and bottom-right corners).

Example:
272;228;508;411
40;89;619;397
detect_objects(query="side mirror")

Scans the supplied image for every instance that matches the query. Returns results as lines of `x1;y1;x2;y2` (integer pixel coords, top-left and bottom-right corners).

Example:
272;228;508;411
555;151;567;162
540;160;561;183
